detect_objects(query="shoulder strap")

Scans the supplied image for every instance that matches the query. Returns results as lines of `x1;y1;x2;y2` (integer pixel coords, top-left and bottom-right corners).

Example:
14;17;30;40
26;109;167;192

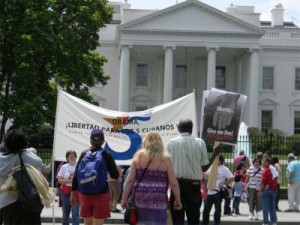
131;160;152;200
135;160;152;189
252;168;261;177
18;152;25;169
74;149;91;175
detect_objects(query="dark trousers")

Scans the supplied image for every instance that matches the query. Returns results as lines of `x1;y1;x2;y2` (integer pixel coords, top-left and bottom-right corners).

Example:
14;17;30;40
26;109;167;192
223;197;231;214
1;201;41;225
0;209;2;225
201;192;222;225
276;183;281;210
170;179;201;225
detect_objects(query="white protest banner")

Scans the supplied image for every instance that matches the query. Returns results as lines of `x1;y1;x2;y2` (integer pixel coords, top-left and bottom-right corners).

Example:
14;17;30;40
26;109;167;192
200;88;247;144
53;90;197;164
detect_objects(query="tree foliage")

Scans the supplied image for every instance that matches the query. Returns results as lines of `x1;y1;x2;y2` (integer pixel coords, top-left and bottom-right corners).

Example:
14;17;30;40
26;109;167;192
0;0;113;138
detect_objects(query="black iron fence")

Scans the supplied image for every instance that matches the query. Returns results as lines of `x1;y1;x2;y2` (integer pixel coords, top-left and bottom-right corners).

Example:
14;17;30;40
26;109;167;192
36;135;300;188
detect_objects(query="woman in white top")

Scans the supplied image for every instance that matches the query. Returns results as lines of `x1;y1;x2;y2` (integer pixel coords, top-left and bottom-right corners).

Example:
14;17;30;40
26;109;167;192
245;158;263;220
57;150;79;225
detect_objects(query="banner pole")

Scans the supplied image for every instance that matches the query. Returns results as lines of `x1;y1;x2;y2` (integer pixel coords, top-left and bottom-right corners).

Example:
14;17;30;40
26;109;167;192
52;88;63;225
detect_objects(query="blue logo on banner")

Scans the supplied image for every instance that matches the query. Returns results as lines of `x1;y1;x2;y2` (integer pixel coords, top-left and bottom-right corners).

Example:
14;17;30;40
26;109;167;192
104;113;151;160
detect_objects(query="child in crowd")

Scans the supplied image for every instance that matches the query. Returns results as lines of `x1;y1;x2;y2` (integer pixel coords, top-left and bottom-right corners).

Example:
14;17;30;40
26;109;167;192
232;175;245;215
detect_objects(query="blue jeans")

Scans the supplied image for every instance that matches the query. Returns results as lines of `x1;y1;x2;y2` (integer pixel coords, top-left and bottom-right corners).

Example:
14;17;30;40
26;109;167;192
202;192;222;225
61;191;80;225
233;196;241;214
261;189;277;224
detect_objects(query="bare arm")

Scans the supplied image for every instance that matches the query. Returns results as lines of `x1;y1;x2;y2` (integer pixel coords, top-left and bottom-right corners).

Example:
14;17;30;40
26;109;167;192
121;160;137;208
275;163;282;174
166;157;182;210
41;156;53;174
58;176;72;185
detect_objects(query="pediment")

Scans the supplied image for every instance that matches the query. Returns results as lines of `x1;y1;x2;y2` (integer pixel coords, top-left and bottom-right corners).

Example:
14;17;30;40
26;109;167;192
118;0;264;36
259;99;278;106
289;99;300;106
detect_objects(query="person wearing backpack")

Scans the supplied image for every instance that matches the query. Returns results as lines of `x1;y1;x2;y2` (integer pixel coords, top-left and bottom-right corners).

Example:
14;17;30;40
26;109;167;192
70;129;119;225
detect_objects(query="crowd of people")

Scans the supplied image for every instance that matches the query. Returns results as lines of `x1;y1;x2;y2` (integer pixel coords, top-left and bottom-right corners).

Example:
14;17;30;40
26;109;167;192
0;119;300;225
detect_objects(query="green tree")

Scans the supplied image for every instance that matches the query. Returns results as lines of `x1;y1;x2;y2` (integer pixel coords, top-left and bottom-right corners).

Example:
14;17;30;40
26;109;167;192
0;0;113;138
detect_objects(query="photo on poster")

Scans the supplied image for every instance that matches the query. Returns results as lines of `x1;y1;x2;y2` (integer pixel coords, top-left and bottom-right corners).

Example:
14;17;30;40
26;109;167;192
200;88;247;144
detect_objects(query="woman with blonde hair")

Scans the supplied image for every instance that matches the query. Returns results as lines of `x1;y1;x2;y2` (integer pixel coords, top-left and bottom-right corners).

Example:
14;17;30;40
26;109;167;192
121;131;182;225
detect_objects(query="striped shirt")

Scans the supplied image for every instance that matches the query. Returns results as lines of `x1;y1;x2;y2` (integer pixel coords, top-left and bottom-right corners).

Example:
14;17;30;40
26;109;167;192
246;166;263;190
166;133;209;180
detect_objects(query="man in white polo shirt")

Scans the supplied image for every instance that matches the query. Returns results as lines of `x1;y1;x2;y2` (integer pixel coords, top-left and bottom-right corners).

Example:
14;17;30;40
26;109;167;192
167;118;221;225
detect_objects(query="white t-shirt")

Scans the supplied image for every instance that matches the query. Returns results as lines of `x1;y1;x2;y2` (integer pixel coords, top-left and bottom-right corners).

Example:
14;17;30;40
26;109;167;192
56;163;76;187
207;164;234;195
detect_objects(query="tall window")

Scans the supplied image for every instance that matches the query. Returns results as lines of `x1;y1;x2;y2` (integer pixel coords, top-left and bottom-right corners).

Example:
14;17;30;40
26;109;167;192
174;65;186;88
294;111;300;134
216;66;225;89
261;110;273;132
295;68;300;90
262;67;274;90
136;64;148;87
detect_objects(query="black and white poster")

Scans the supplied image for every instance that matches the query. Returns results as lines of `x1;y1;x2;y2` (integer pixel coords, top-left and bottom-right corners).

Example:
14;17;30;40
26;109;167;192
200;88;247;144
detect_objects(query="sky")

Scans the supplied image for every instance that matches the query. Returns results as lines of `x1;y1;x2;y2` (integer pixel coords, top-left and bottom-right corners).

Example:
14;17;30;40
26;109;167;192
124;0;300;25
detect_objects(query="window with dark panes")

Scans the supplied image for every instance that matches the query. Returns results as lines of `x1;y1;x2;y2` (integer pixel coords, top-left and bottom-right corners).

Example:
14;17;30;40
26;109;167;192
294;111;300;134
262;67;274;90
136;64;148;87
216;66;225;89
295;68;300;90
261;110;273;132
174;65;186;88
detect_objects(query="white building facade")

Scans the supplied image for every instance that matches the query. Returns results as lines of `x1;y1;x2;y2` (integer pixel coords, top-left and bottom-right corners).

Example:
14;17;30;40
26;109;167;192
90;0;300;135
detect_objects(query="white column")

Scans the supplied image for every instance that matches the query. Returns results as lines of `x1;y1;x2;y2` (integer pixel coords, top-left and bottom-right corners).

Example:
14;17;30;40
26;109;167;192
157;55;164;104
236;60;242;93
163;46;175;103
118;44;131;111
248;48;260;127
206;47;219;89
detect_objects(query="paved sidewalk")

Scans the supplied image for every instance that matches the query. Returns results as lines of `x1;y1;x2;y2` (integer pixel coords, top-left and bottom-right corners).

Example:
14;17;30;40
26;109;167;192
42;199;300;225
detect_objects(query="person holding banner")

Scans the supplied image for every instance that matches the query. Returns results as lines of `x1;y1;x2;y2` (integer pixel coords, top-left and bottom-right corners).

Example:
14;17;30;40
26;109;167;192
201;155;234;225
167;118;221;225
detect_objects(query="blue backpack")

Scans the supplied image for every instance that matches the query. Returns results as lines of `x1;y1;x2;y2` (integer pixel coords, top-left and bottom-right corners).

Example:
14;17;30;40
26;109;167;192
77;149;108;194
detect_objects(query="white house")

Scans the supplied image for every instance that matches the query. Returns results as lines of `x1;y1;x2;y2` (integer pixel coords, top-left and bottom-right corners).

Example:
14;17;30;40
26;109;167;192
89;0;300;135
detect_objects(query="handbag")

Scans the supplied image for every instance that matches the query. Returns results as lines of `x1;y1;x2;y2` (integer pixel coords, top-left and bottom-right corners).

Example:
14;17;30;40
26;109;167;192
220;187;229;198
124;160;152;225
12;152;44;213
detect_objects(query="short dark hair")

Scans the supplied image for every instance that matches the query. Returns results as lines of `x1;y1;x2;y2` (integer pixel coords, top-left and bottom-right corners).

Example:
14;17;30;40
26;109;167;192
65;150;77;161
234;175;241;182
3;129;28;154
237;161;246;170
271;156;279;164
178;118;193;133
252;158;261;165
